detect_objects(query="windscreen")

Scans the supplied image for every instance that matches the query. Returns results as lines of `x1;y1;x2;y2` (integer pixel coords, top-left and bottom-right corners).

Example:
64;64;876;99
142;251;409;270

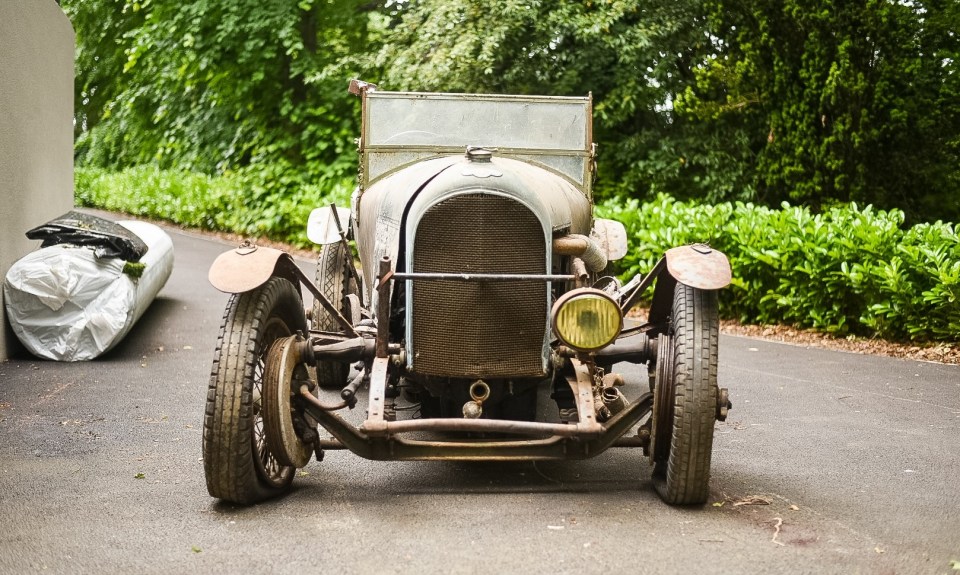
362;92;592;187
366;93;589;151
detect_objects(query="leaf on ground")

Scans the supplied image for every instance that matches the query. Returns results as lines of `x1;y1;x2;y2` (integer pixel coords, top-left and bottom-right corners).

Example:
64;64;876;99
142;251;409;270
134;472;145;479
949;559;960;570
191;546;202;554
732;496;772;506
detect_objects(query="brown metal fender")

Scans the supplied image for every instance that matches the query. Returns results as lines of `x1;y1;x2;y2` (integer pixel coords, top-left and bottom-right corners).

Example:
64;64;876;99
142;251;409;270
646;244;731;329
664;244;732;290
208;244;301;294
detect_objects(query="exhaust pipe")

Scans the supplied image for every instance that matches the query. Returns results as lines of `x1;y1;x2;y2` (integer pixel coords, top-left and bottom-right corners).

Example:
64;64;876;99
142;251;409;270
553;234;607;272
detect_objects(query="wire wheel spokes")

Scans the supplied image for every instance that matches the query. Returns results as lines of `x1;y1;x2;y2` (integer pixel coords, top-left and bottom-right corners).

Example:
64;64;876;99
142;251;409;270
250;318;294;489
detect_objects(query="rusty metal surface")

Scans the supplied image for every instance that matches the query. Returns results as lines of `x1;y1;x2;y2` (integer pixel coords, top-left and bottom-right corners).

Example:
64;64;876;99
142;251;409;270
400;157;593;247
360;357;391;436
357;152;594;311
375;258;391;358
553;234;607;272
571;258;589;287
301;384;654;461
208;244;293;294
650;333;676;464
619;244;732;324
262;335;314;468
551;235;591;255
316;436;656;451
355;156;460;298
207;243;359;339
569;359;604;435
394;272;576;282
375;418;584;437
408;193;549;378
298;355;656;461
665;244;732;290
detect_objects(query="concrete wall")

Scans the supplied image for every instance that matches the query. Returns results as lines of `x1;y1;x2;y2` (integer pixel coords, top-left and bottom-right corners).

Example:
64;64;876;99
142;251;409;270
0;2;75;360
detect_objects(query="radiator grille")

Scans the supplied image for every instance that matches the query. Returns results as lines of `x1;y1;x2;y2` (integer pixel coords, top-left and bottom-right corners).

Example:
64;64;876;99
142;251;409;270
411;193;547;378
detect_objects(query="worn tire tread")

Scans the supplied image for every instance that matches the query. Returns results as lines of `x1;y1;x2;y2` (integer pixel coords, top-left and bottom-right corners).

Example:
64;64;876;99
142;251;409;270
656;283;719;505
203;277;304;504
311;243;355;389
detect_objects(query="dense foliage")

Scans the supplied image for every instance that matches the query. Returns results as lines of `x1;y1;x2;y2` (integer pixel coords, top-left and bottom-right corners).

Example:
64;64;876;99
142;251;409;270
373;0;760;203
63;1;959;341
74;166;351;246
74;164;959;341
65;0;370;194
684;0;960;218
598;196;960;341
373;0;960;222
64;0;960;222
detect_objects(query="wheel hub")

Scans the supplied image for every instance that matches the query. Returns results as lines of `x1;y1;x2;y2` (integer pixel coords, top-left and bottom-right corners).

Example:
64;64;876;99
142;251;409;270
263;334;316;468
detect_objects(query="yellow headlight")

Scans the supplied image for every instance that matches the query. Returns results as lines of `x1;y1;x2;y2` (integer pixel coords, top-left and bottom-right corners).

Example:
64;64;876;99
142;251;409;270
552;289;623;352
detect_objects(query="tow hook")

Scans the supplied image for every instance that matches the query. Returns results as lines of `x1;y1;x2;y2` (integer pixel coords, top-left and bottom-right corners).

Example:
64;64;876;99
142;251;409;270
716;388;732;421
463;380;490;419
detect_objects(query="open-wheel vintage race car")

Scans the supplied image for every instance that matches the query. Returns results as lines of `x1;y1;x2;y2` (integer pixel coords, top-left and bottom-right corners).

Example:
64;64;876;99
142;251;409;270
202;80;733;505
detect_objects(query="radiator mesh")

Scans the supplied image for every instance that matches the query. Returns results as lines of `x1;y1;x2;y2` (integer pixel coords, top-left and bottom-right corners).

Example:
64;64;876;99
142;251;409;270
411;193;547;378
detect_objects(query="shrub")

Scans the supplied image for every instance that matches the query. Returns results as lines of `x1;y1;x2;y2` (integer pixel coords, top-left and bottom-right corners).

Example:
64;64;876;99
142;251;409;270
75;165;354;248
78;168;958;342
597;195;959;342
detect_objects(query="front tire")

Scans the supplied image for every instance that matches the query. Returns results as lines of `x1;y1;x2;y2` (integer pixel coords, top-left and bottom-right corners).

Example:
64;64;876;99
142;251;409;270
653;282;720;505
203;277;307;504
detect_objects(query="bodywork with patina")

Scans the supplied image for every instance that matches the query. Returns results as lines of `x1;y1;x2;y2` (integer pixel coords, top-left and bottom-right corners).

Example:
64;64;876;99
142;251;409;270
203;82;733;506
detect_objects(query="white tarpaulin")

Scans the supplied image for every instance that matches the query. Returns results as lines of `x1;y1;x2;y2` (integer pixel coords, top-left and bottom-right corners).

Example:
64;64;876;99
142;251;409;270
4;220;174;361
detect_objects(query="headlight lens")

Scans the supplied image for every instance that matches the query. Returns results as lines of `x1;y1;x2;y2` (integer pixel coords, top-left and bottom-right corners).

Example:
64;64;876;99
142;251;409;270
552;289;623;352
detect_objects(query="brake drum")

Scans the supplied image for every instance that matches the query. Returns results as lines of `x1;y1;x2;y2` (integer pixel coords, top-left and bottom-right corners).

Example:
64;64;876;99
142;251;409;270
263;335;315;468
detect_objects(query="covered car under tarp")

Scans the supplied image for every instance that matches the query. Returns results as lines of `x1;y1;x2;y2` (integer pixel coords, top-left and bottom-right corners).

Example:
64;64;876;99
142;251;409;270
4;212;174;361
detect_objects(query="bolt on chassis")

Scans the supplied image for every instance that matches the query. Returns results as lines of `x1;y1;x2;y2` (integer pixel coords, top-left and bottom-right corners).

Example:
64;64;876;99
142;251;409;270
203;81;733;506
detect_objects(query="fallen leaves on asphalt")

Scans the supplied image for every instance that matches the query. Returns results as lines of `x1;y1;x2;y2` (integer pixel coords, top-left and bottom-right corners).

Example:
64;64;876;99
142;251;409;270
732;496;772;506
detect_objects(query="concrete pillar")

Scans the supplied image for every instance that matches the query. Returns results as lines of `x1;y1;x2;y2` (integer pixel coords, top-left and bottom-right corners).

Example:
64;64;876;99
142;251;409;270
0;1;75;360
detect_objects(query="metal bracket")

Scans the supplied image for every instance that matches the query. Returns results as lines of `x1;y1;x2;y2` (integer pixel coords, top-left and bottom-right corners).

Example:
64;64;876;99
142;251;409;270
568;358;604;436
360;357;391;436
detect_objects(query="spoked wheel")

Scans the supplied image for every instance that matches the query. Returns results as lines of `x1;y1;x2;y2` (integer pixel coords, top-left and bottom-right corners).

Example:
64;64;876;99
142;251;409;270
651;282;720;505
311;242;359;389
203;277;307;504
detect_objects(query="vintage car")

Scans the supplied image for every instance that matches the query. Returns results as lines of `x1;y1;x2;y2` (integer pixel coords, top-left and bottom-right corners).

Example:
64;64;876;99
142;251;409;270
202;80;732;506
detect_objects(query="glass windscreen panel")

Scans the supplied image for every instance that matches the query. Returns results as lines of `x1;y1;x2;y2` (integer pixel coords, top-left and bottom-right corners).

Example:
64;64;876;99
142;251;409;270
366;93;590;152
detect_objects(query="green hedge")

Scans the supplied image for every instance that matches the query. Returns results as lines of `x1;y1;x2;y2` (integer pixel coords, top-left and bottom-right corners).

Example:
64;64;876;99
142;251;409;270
75;166;353;247
77;168;958;342
597;195;960;342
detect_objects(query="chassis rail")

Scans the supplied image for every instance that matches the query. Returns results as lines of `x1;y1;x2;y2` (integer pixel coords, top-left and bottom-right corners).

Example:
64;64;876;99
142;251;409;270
300;386;652;461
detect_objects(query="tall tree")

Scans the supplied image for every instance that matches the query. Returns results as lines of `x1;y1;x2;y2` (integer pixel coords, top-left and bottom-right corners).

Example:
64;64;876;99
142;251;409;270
64;0;372;183
682;0;960;221
372;0;751;202
375;0;960;220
